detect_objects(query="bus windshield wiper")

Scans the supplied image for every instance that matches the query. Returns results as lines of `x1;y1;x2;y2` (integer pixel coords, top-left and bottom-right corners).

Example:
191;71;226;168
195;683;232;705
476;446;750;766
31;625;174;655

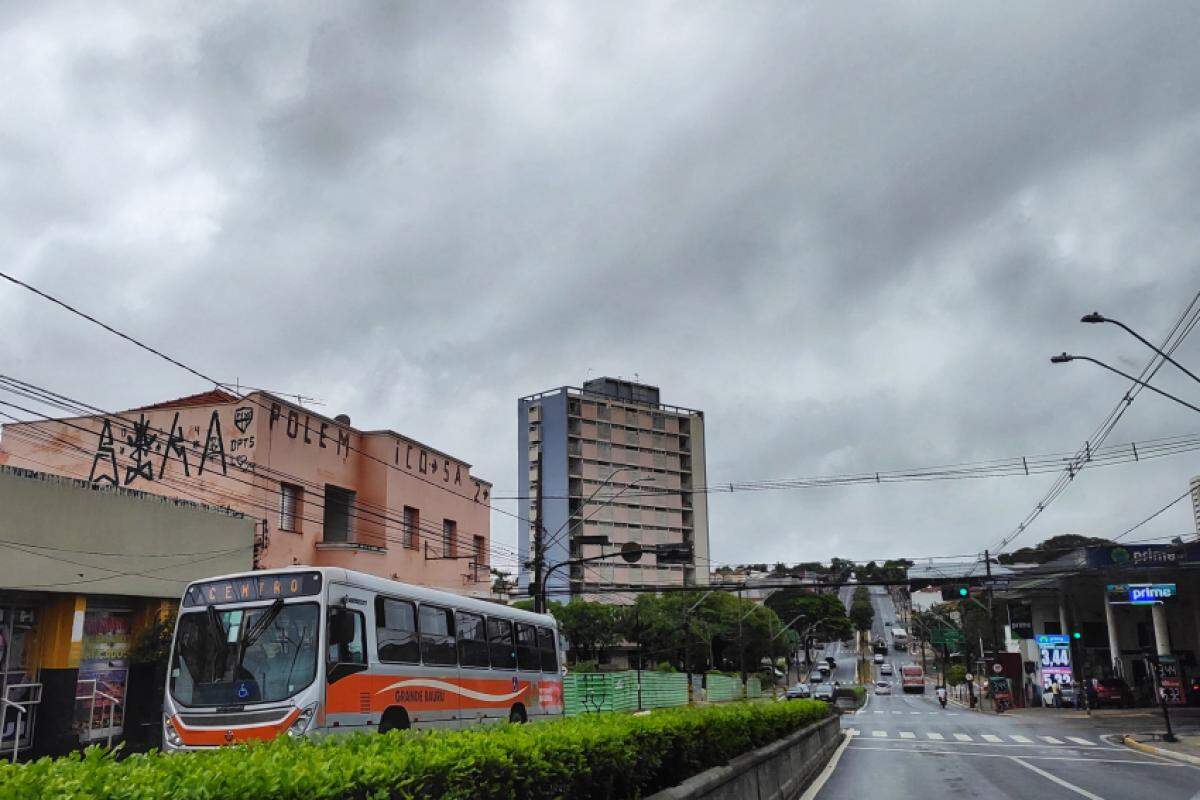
243;599;285;649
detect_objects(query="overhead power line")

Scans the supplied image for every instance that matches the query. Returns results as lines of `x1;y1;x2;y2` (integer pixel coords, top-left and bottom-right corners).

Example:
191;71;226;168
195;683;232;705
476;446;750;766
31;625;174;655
992;288;1200;554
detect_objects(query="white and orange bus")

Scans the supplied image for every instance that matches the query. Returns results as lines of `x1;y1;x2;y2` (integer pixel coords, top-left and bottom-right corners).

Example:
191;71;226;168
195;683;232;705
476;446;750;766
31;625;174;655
162;567;564;749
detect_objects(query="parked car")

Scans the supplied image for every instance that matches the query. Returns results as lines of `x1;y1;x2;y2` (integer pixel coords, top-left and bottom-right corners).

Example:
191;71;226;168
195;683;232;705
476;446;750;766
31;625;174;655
879;663;894;676
875;681;891;695
786;683;811;699
813;683;836;702
1088;678;1134;708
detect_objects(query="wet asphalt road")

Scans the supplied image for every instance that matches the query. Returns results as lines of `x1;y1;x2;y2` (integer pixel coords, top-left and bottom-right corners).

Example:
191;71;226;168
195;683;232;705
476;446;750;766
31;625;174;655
813;586;1200;800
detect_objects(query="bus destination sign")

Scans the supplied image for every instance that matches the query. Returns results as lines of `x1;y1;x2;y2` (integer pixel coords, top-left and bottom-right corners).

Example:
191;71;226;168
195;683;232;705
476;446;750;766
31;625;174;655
184;572;323;607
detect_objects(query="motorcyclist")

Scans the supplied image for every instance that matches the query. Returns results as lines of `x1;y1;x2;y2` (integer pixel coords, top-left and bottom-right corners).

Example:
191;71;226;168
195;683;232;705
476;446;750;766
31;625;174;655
936;684;947;708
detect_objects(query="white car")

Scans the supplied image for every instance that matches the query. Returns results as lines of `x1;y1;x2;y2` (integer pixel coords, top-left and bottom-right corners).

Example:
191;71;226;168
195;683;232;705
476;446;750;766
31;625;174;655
875;681;891;695
879;663;894;676
873;653;884;664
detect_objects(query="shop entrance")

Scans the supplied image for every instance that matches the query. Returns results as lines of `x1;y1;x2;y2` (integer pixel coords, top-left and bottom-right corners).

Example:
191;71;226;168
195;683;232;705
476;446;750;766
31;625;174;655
0;606;40;757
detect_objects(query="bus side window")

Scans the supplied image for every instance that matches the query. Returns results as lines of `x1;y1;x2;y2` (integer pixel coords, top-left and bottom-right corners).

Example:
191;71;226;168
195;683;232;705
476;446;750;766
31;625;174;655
376;597;419;664
537;627;558;673
487;617;516;670
419;604;457;666
456;611;490;668
515;623;539;671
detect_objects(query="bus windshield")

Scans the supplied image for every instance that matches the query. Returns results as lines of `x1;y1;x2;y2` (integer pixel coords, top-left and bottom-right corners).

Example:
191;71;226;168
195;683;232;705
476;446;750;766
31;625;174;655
170;602;319;707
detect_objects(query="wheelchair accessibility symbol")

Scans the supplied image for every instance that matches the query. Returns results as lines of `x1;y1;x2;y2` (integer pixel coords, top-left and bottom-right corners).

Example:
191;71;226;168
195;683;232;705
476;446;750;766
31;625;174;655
236;681;251;700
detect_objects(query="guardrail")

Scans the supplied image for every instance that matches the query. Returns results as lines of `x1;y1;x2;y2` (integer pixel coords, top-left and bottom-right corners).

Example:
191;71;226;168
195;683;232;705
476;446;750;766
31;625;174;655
1;682;42;763
74;679;122;749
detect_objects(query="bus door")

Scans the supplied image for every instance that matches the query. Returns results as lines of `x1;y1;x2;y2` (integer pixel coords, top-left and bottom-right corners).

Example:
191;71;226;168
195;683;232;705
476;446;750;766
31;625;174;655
324;587;371;732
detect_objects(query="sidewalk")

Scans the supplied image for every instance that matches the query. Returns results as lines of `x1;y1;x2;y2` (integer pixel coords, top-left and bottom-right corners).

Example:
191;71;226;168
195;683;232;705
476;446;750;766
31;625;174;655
1123;733;1200;766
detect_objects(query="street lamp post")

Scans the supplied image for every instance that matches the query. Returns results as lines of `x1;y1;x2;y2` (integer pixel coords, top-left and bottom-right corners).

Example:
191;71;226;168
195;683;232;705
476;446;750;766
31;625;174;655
1081;312;1200;387
1050;354;1200;415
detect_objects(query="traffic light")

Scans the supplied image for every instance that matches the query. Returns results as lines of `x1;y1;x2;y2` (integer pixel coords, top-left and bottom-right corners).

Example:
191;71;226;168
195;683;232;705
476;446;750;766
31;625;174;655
1071;631;1082;640
941;585;970;601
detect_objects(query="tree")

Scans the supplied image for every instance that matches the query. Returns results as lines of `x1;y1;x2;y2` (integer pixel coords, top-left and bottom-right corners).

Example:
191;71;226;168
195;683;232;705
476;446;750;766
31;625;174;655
551;601;622;664
996;535;1115;565
849;586;874;632
764;590;853;666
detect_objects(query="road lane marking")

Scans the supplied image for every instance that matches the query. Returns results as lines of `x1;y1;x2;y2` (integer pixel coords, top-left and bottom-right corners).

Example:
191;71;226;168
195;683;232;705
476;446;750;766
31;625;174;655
981;734;1002;743
926;732;944;740
910;711;922;715
1067;737;1095;746
954;733;972;742
892;711;903;715
899;731;916;739
873;710;883;714
1040;736;1065;745
845;746;1180;766
1010;756;1106;799
1010;735;1033;743
872;730;887;737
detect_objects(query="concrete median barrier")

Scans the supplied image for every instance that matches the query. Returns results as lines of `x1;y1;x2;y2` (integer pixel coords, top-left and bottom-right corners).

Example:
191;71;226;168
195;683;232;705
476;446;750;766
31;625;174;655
647;715;843;800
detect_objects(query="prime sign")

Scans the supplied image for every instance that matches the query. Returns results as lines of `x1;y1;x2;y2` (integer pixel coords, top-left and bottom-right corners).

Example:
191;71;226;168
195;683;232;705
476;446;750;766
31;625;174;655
1106;583;1176;605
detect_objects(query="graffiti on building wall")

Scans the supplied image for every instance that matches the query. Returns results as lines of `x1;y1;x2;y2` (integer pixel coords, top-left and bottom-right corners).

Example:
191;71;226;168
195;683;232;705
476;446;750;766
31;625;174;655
88;409;230;487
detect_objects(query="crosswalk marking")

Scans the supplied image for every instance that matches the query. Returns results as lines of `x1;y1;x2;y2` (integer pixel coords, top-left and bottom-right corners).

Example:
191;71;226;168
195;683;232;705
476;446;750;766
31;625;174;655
873;730;887;738
981;734;1002;743
1039;736;1064;745
1010;735;1032;743
873;710;883;714
892;711;903;715
910;712;923;715
899;731;916;739
954;734;972;742
1066;737;1094;746
926;732;944;740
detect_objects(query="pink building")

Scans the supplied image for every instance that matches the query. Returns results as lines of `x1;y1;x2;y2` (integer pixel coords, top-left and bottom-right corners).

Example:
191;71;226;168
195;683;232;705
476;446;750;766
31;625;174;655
0;390;494;595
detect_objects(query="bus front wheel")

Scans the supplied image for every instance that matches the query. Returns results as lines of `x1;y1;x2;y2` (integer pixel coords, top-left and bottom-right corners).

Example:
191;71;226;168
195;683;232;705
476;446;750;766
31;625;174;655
508;704;527;724
380;707;410;734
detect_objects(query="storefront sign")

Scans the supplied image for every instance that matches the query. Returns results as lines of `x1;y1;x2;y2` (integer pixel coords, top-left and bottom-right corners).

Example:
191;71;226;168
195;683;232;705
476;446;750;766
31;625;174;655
1008;603;1034;639
1088;545;1181;569
75;610;131;742
1106;583;1176;605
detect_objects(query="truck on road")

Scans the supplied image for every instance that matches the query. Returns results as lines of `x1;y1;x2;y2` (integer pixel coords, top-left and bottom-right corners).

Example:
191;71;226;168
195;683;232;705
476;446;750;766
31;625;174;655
891;627;908;651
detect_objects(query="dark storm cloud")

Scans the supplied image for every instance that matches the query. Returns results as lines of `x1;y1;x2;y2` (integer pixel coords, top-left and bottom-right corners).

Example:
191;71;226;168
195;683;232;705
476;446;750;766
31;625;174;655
3;1;1200;570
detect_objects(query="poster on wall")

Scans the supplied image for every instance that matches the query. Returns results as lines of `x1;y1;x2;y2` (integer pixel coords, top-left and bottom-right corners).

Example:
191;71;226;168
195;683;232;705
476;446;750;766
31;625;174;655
74;610;132;741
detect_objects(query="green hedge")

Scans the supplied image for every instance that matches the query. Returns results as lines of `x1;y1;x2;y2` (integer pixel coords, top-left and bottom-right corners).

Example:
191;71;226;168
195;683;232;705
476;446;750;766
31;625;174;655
0;701;830;800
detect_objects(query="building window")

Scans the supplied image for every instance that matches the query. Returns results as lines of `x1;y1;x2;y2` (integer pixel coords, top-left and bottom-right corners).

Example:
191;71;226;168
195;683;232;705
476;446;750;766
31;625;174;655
279;482;303;532
596;422;611;440
473;535;486;566
596;404;610;421
403;506;419;549
322;485;355;543
625;408;638;425
442;519;457;557
597;441;611;459
652;413;665;431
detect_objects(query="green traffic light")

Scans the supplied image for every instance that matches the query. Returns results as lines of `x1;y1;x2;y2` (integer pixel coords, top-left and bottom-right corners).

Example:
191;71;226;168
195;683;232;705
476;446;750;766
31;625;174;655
958;587;968;597
1072;631;1082;639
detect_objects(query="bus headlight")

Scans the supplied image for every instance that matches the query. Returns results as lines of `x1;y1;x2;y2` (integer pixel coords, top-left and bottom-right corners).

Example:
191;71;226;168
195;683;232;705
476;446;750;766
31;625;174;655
163;716;182;748
288;703;318;737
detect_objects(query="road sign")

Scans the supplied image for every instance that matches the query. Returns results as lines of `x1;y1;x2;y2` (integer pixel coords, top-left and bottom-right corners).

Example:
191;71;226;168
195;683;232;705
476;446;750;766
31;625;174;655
929;627;964;646
992;662;1003;674
964;673;974;681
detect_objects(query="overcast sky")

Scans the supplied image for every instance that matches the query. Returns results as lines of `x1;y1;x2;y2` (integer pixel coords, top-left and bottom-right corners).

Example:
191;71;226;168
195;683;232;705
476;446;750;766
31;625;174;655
3;2;1200;573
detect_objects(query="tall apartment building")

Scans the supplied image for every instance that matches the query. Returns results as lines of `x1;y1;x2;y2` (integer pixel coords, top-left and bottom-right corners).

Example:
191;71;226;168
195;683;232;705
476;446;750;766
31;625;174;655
517;378;710;602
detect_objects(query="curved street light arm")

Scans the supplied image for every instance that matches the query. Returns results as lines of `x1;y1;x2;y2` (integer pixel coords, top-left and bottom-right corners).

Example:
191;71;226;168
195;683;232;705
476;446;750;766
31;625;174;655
1052;353;1200;415
1084;313;1200;387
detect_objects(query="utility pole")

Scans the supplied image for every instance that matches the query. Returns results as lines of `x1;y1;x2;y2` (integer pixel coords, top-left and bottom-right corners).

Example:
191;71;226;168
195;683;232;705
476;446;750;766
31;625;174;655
532;445;546;613
984;550;1002;659
738;587;746;695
